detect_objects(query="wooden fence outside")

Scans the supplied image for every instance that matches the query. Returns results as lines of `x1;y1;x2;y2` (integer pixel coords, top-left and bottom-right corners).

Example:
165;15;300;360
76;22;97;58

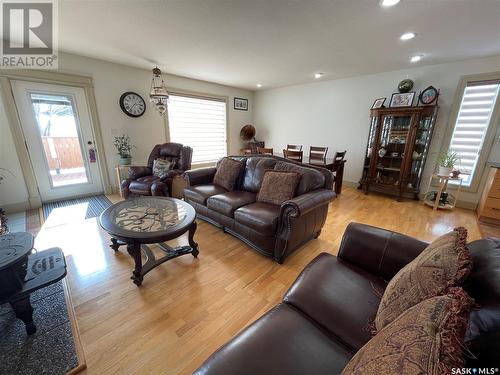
41;136;85;170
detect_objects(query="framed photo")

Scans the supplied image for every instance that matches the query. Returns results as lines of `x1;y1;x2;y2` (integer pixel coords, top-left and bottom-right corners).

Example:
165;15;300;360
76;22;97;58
371;97;386;109
390;92;415;108
234;97;248;111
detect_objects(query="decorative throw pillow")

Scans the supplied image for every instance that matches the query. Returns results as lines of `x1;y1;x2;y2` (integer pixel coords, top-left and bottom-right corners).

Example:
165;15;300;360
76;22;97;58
375;227;472;331
257;170;301;205
213;157;244;191
342;288;474;375
152;158;174;179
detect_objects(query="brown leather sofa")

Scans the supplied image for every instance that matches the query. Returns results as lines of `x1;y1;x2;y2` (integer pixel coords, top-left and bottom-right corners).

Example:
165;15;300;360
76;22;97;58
183;155;335;263
121;142;192;198
194;223;500;374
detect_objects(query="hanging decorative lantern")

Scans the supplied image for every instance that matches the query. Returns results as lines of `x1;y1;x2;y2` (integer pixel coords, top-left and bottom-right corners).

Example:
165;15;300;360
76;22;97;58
149;66;169;115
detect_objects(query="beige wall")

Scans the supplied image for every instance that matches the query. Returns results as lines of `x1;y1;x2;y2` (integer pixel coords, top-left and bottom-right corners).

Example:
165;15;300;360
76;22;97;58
254;55;500;206
0;52;253;210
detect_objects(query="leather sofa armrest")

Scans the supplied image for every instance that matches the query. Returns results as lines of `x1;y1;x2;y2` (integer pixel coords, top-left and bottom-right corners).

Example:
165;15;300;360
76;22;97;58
184;167;217;186
159;169;183;182
338;222;428;280
128;166;152;180
280;189;336;217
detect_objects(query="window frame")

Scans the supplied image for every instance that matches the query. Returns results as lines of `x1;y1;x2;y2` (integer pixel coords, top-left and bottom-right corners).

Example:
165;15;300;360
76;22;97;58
442;71;500;192
165;88;229;168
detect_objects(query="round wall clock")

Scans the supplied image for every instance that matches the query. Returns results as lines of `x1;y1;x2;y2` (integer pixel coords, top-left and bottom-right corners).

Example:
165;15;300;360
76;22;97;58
119;92;146;117
419;86;438;105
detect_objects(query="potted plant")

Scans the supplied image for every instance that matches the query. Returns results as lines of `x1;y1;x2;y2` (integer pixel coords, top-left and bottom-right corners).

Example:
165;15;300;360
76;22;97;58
436;150;460;177
114;134;134;165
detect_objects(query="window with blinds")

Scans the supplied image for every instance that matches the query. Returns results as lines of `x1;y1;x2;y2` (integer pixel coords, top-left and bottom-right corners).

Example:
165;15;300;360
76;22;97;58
449;81;500;186
167;94;227;164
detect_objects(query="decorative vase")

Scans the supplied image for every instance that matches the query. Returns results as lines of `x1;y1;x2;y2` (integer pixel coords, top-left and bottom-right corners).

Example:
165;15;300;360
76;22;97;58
398;78;414;93
437;166;453;177
119;157;132;166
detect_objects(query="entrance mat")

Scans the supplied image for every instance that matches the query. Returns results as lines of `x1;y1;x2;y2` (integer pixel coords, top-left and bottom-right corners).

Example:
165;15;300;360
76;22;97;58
42;195;112;220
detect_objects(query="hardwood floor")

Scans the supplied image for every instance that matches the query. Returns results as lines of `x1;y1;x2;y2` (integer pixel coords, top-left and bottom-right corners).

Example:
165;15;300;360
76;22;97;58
32;187;488;374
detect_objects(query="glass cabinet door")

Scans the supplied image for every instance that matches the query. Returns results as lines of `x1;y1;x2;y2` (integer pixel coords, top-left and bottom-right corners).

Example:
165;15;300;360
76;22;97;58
363;116;378;179
408;114;435;189
374;115;412;186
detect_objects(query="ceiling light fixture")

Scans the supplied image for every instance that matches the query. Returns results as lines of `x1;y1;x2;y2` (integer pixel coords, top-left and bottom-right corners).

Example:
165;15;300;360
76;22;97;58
380;0;400;7
256;83;262;88
149;66;169;115
400;32;416;40
314;73;324;79
410;54;423;63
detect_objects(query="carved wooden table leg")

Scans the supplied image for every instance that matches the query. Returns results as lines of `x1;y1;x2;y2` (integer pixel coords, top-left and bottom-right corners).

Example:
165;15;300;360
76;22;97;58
189;221;199;257
10;296;36;335
127;243;143;286
110;237;121;251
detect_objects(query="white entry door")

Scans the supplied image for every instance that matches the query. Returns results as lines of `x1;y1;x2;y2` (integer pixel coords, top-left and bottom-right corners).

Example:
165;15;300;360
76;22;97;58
12;81;103;202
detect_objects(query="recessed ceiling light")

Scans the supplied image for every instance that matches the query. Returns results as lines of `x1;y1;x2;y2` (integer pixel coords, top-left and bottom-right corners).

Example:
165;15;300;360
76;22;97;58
380;0;400;7
410;54;423;63
314;73;324;79
256;83;262;88
400;32;416;40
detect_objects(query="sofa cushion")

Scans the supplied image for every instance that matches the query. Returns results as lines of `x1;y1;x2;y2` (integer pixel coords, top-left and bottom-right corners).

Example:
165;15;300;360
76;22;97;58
242;157;278;193
129;175;161;194
213;157;244;191
274;161;326;195
207;191;256;217
375;227;472;331
234;202;280;236
184;184;228;205
284;253;387;351
193;303;353;375
257;170;300;205
342;289;474;375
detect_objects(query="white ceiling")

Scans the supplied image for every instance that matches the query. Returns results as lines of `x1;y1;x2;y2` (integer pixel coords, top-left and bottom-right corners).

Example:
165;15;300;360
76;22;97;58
59;0;500;90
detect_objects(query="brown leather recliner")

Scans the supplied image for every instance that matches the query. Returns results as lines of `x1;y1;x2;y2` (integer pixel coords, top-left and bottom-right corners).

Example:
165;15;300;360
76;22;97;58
121;142;192;198
194;223;500;374
183;155;336;263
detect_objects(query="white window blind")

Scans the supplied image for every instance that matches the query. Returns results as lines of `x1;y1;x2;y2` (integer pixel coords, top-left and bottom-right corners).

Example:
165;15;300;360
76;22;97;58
168;94;227;164
449;81;500;186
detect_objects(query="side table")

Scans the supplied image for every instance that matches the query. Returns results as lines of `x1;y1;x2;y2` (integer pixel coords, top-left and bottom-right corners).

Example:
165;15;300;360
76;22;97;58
422;174;463;210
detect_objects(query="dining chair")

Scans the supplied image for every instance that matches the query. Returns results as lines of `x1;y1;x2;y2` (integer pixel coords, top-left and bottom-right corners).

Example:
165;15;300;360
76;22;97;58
309;146;328;163
287;144;303;151
241;148;253;155
333;150;346;162
283;149;303;163
257;147;274;155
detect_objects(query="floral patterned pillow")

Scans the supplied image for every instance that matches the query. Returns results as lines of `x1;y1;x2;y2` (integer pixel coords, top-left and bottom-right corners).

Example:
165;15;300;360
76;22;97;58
257;170;300;205
152;158;174;179
213;157;244;191
342;288;473;375
375;227;472;331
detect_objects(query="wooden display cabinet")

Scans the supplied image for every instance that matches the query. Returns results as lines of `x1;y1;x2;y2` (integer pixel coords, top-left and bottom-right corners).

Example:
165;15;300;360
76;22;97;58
359;105;439;200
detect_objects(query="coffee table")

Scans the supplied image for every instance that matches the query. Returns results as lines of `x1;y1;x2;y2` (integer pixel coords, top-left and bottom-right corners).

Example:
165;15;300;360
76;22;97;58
99;197;198;286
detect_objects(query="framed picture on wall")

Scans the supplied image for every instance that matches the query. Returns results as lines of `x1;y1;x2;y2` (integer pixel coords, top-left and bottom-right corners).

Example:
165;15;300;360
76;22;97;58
390;92;415;107
234;97;248;111
371;97;386;109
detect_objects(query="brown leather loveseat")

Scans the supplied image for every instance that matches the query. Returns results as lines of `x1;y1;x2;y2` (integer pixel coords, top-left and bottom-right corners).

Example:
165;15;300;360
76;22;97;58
194;223;500;374
121;142;192;198
183;155;335;263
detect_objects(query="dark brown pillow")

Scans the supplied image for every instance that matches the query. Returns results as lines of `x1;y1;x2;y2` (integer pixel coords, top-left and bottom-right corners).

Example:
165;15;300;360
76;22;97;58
213;157;244;191
375;227;472;331
342;288;474;375
257;170;300;205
